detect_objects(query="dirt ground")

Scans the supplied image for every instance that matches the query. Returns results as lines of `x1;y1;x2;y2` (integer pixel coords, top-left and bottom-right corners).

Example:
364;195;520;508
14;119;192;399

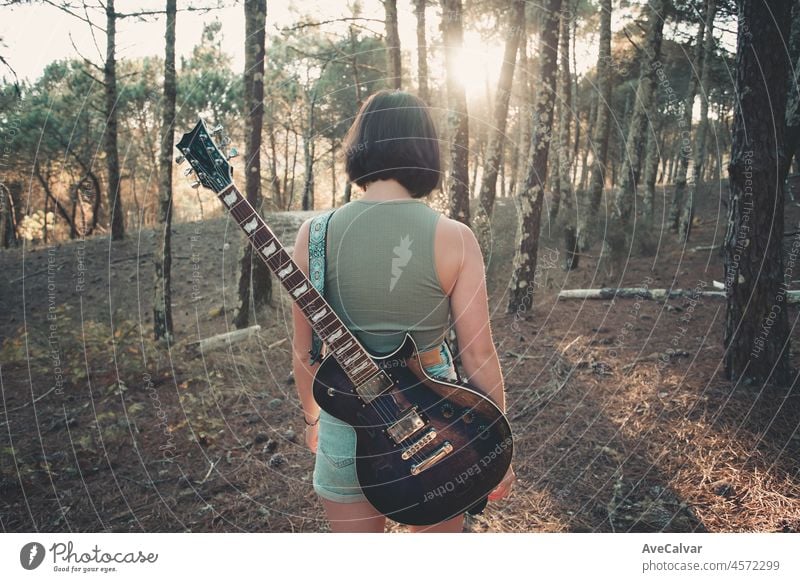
1;182;799;533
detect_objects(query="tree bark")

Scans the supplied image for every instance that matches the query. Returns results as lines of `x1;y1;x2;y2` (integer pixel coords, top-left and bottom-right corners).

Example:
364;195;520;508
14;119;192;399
441;0;470;225
475;0;525;253
384;0;402;89
153;0;176;342
641;120;663;221
413;0;430;102
506;0;562;313
514;33;532;199
781;0;800;183
679;0;716;241
104;0;124;240
611;0;665;227
577;0;611;250
234;0;272;329
723;0;791;385
0;184;19;248
550;5;573;224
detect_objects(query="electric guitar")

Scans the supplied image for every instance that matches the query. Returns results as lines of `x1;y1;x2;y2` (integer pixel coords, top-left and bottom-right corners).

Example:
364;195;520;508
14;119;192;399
176;119;513;526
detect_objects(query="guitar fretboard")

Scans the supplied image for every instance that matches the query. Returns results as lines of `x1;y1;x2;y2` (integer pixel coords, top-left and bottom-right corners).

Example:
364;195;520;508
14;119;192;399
217;184;380;387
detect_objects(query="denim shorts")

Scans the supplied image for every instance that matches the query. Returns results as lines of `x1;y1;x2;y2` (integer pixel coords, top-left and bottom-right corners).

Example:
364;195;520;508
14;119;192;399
312;341;457;504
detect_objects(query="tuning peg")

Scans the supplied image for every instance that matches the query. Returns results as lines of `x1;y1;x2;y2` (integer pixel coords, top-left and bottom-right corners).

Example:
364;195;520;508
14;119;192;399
210;124;224;135
220;135;231;146
227;147;238;159
190;180;201;189
183;167;194;176
175;154;185;164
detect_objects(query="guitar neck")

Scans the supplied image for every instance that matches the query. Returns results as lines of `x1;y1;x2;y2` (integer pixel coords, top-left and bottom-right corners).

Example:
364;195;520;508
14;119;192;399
216;183;380;386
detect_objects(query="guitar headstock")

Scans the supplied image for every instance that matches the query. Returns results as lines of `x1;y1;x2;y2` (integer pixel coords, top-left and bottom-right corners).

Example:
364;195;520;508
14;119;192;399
175;119;238;193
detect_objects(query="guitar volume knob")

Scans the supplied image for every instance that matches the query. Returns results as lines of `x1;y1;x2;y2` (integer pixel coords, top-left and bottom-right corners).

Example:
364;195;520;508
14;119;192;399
441;403;454;418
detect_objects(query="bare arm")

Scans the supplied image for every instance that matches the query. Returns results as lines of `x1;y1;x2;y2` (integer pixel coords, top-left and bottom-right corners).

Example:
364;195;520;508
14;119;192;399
447;222;505;412
291;219;321;427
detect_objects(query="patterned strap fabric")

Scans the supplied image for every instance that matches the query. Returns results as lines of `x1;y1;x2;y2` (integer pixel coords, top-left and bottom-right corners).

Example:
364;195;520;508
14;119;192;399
307;209;336;365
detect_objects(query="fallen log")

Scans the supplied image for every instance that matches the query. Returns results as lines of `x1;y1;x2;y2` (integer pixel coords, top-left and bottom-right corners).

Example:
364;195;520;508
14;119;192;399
557;288;800;304
186;325;262;354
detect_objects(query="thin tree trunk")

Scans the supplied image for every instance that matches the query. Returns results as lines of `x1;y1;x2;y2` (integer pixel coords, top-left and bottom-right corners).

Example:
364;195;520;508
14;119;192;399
577;91;597;193
507;0;562;313
105;0;124;240
384;0;402;89
414;0;429;102
550;5;572;224
641;120;662;221
577;0;611;250
475;0;525;252
612;0;665;227
679;0;715;241
781;0;800;183
153;0;176;342
331;137;337;206
723;0;791;385
0;184;19;248
515;34;532;198
441;0;470;225
234;0;271;329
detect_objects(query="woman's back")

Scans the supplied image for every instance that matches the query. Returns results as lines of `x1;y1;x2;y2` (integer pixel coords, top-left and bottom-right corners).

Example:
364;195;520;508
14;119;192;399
325;198;450;355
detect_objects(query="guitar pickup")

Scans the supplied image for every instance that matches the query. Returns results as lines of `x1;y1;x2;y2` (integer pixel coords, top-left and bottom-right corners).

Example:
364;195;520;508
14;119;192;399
386;408;425;444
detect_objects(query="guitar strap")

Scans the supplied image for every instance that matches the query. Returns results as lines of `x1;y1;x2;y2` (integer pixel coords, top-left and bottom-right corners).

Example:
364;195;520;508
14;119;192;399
307;208;337;365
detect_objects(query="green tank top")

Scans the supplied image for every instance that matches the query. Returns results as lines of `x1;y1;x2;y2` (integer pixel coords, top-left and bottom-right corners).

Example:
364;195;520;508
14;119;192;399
325;198;450;355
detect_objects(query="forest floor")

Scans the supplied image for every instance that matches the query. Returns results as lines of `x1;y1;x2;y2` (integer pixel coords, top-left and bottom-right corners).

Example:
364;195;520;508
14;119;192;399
1;181;799;533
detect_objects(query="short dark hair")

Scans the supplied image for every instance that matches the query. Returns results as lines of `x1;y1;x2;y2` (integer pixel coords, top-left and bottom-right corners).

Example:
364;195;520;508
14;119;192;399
343;90;440;198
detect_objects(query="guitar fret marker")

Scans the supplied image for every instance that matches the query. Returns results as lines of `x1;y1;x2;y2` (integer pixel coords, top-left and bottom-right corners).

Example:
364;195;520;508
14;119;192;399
352;360;371;374
291;283;308;298
311;307;328;322
243;217;258;234
336;340;354;355
222;191;238;207
328;329;343;342
278;263;294;278
260;242;277;257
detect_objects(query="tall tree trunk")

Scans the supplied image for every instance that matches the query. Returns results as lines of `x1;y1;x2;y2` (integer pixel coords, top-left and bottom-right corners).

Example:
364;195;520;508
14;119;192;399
641;120;662;221
723;0;791;385
550;5;572;224
234;0;272;329
330;137;337;206
507;0;562;313
611;0;665;228
475;0;525;253
153;0;176;342
0;184;19;248
413;0;430;102
577;0;611;250
104;0;124;240
267;115;282;204
577;90;597;193
441;0;470;225
384;0;402;89
515;34;532;198
781;0;800;182
679;0;716;241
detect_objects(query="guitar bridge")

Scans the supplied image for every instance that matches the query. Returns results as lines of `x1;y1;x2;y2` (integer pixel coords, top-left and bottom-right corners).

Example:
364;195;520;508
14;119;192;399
401;429;437;460
410;442;453;475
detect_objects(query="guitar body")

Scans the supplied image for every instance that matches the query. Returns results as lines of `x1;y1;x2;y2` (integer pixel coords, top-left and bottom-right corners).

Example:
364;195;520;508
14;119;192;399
312;333;513;526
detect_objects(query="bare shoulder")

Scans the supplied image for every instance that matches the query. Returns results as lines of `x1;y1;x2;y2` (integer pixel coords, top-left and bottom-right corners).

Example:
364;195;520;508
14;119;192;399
434;215;481;295
293;218;313;269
